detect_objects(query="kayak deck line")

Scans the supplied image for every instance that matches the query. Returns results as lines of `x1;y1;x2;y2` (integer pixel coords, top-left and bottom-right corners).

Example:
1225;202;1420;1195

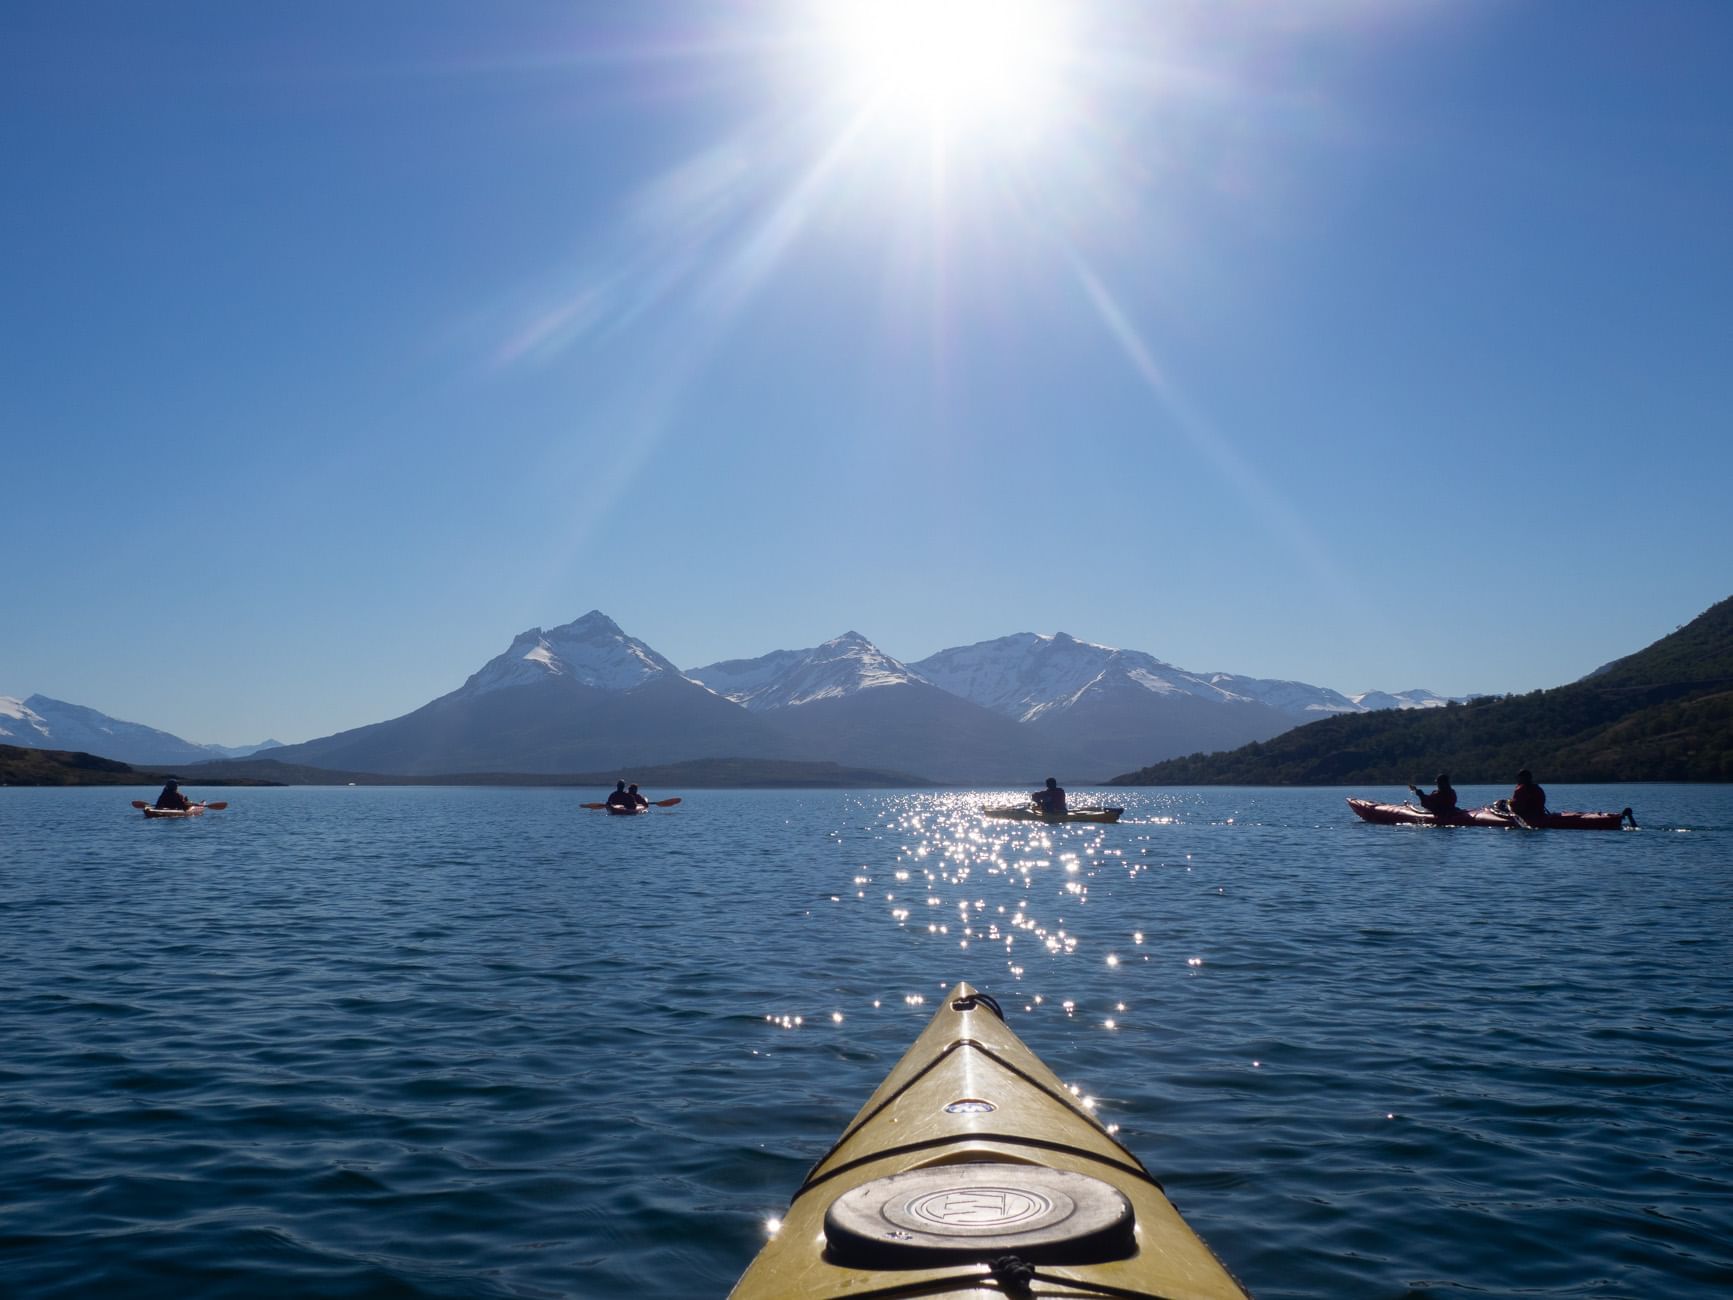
730;982;1249;1299
792;1033;1161;1208
797;1125;1158;1210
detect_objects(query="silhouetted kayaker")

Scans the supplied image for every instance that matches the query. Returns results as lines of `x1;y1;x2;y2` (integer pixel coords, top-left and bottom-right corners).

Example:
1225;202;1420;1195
153;777;192;811
627;783;649;808
1508;770;1547;822
1031;777;1067;816
605;780;633;810
1410;773;1458;815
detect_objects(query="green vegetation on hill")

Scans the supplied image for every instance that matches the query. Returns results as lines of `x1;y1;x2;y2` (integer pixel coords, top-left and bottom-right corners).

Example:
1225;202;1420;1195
1109;595;1733;786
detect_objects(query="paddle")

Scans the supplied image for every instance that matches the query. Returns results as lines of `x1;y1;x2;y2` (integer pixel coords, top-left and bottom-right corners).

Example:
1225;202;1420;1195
580;797;682;810
1491;798;1533;830
131;800;227;810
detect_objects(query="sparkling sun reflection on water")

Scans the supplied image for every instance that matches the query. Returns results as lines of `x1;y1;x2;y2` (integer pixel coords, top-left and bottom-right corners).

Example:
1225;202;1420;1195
772;790;1235;1110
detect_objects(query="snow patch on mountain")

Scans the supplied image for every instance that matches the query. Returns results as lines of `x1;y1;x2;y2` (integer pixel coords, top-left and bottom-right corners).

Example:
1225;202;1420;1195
1350;689;1459;711
0;694;269;764
0;696;52;743
459;610;690;695
916;633;1468;723
1204;674;1363;717
913;632;1247;722
1210;677;1465;715
682;648;808;705
687;632;929;710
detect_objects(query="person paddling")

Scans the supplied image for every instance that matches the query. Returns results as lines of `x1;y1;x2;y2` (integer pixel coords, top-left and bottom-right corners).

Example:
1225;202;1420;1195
153;777;193;811
1507;769;1547;823
1410;773;1458;816
1031;777;1067;817
626;783;649;809
605;780;634;811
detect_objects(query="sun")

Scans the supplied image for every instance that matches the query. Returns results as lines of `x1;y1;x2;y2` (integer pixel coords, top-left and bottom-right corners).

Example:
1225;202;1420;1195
822;0;1069;142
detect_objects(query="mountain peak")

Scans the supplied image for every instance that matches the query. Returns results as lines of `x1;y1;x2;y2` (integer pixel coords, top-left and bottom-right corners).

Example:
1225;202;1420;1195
687;633;929;710
557;609;624;634
461;612;683;696
912;631;1234;722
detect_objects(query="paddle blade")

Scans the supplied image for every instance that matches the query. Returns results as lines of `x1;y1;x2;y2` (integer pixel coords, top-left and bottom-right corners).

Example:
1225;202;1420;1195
654;797;682;807
579;802;607;810
204;802;228;810
132;800;149;809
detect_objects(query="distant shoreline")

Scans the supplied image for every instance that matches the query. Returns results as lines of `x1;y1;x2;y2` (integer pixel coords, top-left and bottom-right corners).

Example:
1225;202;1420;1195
0;745;937;790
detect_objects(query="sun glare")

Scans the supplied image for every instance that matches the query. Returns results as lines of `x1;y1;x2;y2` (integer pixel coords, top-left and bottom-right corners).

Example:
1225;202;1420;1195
825;0;1067;140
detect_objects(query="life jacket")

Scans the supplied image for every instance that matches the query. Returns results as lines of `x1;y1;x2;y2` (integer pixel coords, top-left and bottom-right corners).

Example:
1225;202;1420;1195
1510;783;1547;819
1419;786;1457;814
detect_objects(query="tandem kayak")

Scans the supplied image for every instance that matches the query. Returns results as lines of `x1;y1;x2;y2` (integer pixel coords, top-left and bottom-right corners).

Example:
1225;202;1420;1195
1347;798;1636;830
728;983;1248;1300
983;805;1124;824
605;804;651;816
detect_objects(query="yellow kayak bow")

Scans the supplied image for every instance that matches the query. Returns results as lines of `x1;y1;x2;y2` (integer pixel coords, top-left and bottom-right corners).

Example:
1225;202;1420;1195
729;983;1249;1299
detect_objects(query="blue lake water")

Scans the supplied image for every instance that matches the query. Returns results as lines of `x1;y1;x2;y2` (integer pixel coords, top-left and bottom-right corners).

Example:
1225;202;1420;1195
1;784;1729;1298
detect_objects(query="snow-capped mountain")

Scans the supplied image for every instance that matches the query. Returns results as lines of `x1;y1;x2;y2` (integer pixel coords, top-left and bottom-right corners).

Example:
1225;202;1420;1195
15;610;1472;782
691;632;1088;781
1349;689;1459;711
1203;674;1363;718
912;632;1252;721
459;611;689;696
686;632;931;710
909;633;1296;774
0;694;278;765
259;612;792;776
912;633;1464;724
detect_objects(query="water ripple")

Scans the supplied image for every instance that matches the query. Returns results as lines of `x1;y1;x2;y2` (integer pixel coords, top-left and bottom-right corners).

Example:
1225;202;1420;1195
1;784;1729;1297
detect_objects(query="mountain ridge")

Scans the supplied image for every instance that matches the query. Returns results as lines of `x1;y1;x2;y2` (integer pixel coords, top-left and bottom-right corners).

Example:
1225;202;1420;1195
1107;595;1733;785
0;694;280;766
8;615;1472;784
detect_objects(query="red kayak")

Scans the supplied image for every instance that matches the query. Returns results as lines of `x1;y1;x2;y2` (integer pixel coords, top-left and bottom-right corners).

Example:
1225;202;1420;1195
1348;798;1636;830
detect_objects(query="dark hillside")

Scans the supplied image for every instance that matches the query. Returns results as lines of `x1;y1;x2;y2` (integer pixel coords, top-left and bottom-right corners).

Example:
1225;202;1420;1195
1;744;144;786
0;744;278;787
1110;596;1733;785
1586;595;1733;688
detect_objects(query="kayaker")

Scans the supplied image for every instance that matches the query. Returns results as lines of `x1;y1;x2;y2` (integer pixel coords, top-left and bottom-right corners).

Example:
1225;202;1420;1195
1031;776;1067;816
1410;773;1458;815
604;780;634;810
153;777;192;811
1509;769;1548;822
626;783;649;808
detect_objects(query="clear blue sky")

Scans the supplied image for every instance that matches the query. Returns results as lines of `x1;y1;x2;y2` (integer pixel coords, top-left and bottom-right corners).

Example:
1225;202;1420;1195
4;1;1729;746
